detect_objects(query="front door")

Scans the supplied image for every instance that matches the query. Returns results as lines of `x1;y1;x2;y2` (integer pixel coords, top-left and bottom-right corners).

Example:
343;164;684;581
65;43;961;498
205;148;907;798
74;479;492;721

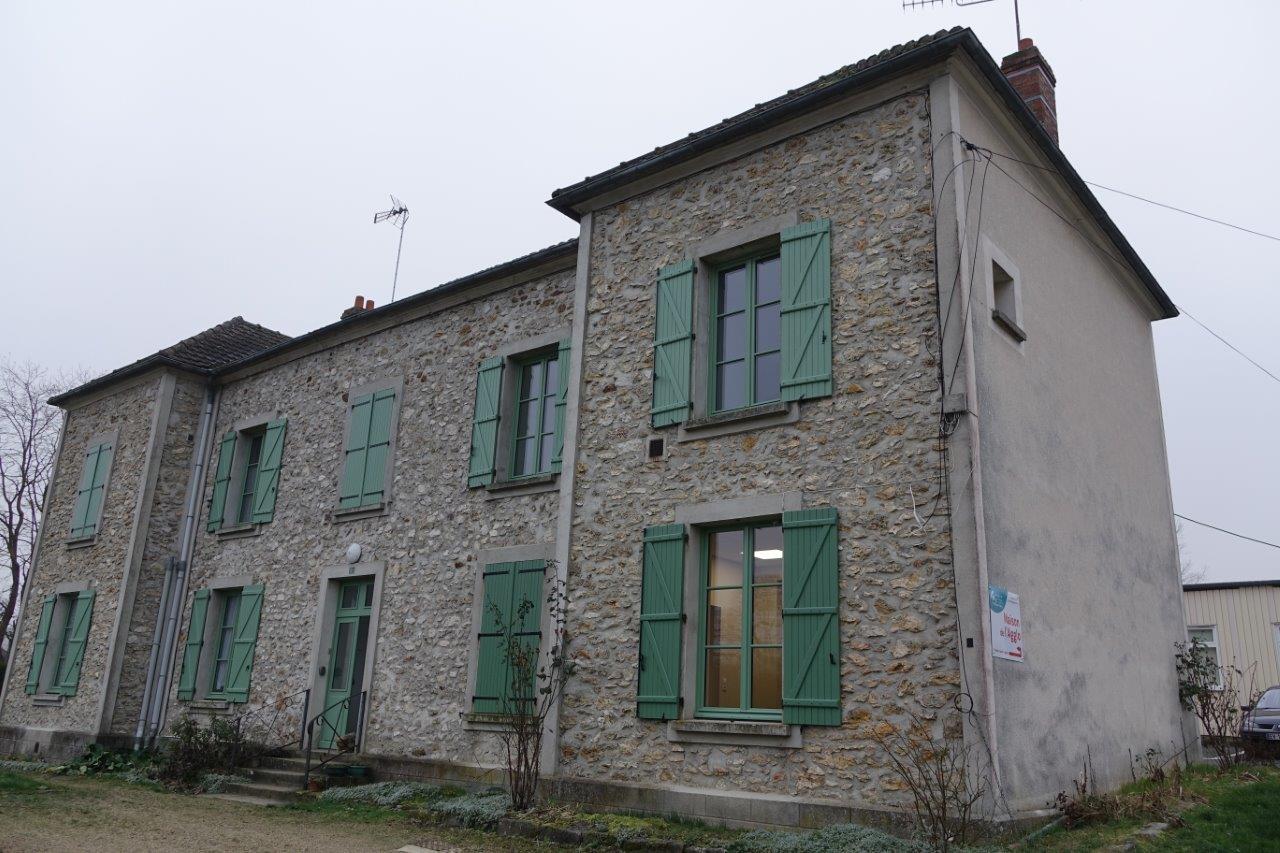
318;578;373;749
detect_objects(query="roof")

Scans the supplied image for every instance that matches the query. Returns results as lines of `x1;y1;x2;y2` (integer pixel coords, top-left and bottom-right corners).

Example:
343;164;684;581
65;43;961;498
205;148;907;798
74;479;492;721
1184;580;1280;593
50;238;580;406
49;317;291;405
547;27;1176;319
214;238;579;378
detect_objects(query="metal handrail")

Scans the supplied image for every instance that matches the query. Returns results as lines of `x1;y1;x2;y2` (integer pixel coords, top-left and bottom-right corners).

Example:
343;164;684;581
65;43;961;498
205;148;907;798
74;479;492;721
228;688;310;769
302;690;366;788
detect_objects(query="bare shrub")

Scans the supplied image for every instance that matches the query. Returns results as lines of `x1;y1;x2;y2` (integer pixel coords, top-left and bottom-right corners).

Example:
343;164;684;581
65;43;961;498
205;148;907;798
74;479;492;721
870;709;987;850
1056;747;1188;828
486;571;572;811
1176;637;1258;767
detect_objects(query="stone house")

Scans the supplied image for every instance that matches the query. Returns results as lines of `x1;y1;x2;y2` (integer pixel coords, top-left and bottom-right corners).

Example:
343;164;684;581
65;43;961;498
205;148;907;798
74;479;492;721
0;28;1195;826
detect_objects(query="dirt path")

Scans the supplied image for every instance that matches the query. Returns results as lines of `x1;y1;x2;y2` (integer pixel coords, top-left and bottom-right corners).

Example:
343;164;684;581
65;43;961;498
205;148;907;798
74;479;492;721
0;773;525;853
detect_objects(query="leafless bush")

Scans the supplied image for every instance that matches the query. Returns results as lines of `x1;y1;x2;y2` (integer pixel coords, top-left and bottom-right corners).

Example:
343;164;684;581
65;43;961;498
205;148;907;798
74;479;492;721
1176;638;1258;768
871;709;987;850
1056;747;1188;829
487;571;572;811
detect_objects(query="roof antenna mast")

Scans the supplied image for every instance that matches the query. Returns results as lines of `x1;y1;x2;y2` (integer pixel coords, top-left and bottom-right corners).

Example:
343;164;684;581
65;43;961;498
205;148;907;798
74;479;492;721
901;0;1021;46
373;195;409;303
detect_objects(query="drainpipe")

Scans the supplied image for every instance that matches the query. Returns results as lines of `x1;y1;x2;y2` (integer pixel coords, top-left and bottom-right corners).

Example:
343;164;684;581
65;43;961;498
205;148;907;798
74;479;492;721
136;383;219;746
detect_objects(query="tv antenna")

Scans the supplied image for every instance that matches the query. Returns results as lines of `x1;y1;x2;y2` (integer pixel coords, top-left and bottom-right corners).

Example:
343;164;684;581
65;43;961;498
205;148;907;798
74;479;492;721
373;195;409;302
902;0;1022;45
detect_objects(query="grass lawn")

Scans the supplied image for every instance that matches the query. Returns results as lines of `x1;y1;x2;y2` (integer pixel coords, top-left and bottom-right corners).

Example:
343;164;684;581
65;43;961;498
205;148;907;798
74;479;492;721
0;770;548;852
1028;764;1280;852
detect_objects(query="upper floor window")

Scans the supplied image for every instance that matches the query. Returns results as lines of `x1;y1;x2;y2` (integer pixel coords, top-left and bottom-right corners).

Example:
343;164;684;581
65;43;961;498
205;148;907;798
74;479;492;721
68;436;115;542
650;219;832;429
468;338;570;488
207;419;287;532
711;254;782;412
510;353;561;479
338;382;401;512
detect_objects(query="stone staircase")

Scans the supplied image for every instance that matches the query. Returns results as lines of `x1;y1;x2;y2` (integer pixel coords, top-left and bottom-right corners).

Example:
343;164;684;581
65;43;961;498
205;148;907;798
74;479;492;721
204;752;362;806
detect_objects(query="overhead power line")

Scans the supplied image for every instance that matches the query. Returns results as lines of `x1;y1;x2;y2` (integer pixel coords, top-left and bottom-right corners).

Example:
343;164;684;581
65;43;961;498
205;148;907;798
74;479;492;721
979;148;1280;244
1175;513;1280;551
960;141;1280;389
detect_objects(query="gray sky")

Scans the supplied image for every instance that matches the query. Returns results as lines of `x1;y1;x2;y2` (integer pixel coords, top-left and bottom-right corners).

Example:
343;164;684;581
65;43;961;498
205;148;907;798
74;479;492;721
2;1;1276;582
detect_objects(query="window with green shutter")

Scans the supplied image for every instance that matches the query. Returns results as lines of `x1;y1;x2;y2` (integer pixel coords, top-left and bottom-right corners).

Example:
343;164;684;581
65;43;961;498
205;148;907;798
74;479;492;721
472;560;546;716
651;261;695;427
709;253;782;413
208;419;288;531
697;522;783;719
69;440;113;540
24;594;57;695
49;590;95;697
340;388;397;508
781;507;841;726
637;524;685;720
468;340;570;487
224;584;264;703
208;589;244;696
177;588;211;701
508;352;560;479
779;220;833;402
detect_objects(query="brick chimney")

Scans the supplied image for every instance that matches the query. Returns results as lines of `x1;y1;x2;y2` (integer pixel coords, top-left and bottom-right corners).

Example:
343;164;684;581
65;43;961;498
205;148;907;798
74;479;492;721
341;295;367;320
1001;37;1058;143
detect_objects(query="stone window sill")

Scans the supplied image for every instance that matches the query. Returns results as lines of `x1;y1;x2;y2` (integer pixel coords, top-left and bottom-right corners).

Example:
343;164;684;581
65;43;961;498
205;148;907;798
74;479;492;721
676;401;799;443
32;693;65;707
991;308;1027;343
187;699;235;714
330;501;390;524
215;522;263;541
462;711;529;732
483;473;559;500
666;717;802;748
65;534;97;550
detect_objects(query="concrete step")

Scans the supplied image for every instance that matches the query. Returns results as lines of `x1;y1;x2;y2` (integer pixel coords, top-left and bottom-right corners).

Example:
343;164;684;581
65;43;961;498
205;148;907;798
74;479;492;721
255;752;353;772
218;779;307;804
240;766;305;787
202;792;286;808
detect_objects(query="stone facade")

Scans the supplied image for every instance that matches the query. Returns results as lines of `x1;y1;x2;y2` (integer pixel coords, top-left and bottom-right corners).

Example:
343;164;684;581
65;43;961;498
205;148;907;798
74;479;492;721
1;28;1187;825
559;92;958;806
175;266;575;767
108;376;206;735
3;376;162;733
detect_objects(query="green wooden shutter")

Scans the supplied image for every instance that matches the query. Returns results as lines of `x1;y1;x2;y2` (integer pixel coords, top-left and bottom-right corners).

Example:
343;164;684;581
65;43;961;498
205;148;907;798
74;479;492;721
69;442;112;539
251;419;287;523
207;431;237;532
472;560;547;714
467;357;504;487
361;390;396;504
549;339;571;473
339;394;373;508
651;260;695;427
637;524;685;720
224;584;263;702
56;589;95;697
780;220;833;402
24;595;56;695
177;589;211;701
473;561;515;714
782;507;841;726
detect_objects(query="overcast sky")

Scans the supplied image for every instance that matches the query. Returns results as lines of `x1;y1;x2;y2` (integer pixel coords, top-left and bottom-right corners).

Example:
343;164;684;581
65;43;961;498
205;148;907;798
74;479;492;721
2;1;1276;583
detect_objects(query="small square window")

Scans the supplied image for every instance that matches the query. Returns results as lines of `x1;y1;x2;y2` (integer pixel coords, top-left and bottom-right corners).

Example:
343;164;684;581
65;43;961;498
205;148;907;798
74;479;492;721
989;257;1026;343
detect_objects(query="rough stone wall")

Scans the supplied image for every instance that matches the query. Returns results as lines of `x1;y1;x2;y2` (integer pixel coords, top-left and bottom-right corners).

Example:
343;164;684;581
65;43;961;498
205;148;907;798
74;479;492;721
109;376;206;735
173;269;574;766
1;376;160;733
559;92;959;805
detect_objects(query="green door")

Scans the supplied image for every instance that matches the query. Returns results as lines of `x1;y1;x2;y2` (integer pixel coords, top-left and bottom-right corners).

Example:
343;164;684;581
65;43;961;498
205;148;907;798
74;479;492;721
318;578;373;749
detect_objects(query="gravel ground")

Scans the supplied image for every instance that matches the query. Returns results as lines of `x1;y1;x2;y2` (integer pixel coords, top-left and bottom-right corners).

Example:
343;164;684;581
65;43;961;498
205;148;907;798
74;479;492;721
0;772;533;853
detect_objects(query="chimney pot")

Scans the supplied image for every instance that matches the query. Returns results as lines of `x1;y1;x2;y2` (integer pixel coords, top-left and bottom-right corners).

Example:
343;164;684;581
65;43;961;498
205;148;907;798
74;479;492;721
366;299;375;309
1001;37;1058;143
355;295;365;309
341;294;369;320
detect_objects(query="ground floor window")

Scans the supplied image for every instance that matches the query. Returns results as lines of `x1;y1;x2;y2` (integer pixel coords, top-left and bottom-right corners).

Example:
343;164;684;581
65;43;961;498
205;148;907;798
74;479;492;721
209;589;243;695
699;522;784;718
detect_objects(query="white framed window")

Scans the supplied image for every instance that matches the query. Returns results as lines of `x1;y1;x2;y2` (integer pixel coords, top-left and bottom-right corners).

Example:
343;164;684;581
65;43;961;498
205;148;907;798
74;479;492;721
1187;625;1222;690
982;238;1026;344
